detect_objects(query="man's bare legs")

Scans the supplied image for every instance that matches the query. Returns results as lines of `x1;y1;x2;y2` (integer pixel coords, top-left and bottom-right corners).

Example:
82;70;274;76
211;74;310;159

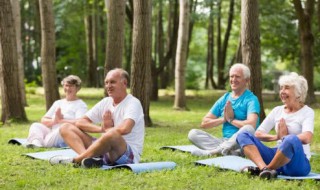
60;123;127;164
60;123;93;154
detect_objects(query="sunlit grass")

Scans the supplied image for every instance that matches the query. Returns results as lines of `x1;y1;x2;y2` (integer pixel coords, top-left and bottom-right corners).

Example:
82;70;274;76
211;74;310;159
0;88;319;189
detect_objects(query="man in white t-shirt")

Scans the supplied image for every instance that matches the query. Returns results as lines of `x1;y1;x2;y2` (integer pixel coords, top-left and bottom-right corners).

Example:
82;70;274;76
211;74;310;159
49;68;145;168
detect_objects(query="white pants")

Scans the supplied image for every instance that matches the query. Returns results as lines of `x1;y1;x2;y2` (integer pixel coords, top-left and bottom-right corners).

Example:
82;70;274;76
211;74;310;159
188;125;255;150
27;122;65;147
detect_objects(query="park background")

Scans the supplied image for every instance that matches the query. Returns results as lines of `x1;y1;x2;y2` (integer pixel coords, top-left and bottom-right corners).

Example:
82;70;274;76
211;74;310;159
1;0;320;189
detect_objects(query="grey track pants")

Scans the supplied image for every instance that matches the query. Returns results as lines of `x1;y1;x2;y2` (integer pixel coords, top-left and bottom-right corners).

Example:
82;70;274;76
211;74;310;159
188;125;255;150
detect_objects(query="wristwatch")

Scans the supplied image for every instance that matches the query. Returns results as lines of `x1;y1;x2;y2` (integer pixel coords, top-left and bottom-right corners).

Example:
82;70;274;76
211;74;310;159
228;118;234;123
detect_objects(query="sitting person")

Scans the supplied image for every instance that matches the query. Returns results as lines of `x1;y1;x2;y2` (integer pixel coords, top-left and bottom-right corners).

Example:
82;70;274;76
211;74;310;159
188;63;260;156
49;68;145;168
237;72;314;180
24;75;87;148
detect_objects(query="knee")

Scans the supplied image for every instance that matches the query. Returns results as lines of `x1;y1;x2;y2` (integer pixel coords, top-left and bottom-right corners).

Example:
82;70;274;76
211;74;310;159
236;131;253;144
240;125;255;134
281;134;299;148
59;123;75;137
101;129;121;142
188;129;200;141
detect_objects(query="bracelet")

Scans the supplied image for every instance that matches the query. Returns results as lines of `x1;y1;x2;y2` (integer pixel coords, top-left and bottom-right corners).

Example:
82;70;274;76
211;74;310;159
228;118;234;123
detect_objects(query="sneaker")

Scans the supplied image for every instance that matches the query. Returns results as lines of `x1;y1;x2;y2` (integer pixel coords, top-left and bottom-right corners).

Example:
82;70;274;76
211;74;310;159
222;148;244;157
259;167;278;180
241;166;260;176
49;155;74;165
191;147;222;157
81;157;103;168
23;139;43;148
191;149;212;156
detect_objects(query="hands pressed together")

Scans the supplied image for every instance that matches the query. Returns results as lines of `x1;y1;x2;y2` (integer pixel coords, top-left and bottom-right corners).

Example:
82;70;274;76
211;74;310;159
224;101;234;123
53;107;63;125
102;110;114;132
277;118;288;140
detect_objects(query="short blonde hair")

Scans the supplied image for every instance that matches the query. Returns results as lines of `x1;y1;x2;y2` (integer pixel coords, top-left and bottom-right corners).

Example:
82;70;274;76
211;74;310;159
278;72;308;103
61;75;82;89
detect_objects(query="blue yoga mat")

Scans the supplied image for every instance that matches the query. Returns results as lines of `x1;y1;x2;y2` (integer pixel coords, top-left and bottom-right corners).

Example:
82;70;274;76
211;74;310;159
24;149;176;174
195;155;320;180
160;145;201;153
101;162;177;174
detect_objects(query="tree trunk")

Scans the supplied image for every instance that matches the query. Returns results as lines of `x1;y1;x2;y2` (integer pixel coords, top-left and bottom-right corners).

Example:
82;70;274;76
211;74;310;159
131;0;152;126
0;0;27;123
11;0;27;107
293;0;316;104
104;0;126;74
205;0;216;89
174;0;189;110
241;0;266;121
84;2;97;87
165;0;179;89
39;0;60;110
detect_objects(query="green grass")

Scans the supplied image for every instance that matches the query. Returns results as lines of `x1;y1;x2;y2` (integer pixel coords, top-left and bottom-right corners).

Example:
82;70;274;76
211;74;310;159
0;88;320;189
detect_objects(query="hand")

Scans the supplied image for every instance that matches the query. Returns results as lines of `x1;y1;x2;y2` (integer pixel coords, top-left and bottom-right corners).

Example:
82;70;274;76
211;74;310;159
102;110;114;132
224;101;234;123
53;107;63;124
277;118;288;140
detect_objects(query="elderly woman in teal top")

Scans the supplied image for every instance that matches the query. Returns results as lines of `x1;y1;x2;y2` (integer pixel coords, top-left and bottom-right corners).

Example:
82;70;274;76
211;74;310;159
188;63;260;156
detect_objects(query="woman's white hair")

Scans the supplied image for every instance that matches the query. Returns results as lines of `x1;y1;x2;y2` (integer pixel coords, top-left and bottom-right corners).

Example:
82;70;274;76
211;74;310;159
278;72;308;103
230;63;251;79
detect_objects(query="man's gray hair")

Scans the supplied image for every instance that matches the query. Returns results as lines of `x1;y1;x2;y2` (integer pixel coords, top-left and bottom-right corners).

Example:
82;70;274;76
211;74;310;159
230;63;251;79
278;72;308;103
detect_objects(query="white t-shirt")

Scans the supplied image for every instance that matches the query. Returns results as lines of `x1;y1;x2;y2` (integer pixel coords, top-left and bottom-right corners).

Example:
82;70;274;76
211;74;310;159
45;99;88;129
85;94;145;163
258;105;314;159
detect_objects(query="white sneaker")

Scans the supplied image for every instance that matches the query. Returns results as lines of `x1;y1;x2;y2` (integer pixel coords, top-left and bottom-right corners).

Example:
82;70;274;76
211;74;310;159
191;149;212;156
49;155;74;165
23;139;43;148
191;147;222;157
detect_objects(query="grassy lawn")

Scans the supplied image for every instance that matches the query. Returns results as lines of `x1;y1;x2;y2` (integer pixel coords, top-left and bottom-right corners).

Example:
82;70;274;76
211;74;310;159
0;88;319;189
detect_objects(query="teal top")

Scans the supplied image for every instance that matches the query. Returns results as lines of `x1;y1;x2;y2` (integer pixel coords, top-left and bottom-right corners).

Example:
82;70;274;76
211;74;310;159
210;89;260;138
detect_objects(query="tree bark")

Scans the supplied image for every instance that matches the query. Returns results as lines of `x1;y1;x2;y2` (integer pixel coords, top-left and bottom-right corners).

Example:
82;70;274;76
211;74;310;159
104;0;126;74
205;0;216;89
11;0;27;106
39;0;60;110
0;0;27;123
174;0;190;110
131;0;152;126
293;0;316;104
241;0;266;121
84;2;98;87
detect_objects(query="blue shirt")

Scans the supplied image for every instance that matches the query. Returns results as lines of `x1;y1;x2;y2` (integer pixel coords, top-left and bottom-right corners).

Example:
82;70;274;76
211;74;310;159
210;89;260;138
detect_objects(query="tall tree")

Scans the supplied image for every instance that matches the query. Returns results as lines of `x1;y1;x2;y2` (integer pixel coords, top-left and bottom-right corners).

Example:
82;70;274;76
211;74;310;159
84;0;98;87
217;0;235;89
0;0;27;123
39;0;60;110
104;0;126;74
205;0;216;89
293;0;316;104
11;0;27;106
131;0;152;126
174;0;190;110
241;0;266;121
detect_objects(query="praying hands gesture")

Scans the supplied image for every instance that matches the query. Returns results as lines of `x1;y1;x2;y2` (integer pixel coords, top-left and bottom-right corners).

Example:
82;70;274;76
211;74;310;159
102;110;114;132
224;101;234;123
277;118;288;140
53;107;63;124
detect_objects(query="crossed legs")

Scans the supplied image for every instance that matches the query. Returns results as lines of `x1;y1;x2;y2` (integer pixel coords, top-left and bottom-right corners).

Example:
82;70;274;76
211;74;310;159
60;123;127;164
